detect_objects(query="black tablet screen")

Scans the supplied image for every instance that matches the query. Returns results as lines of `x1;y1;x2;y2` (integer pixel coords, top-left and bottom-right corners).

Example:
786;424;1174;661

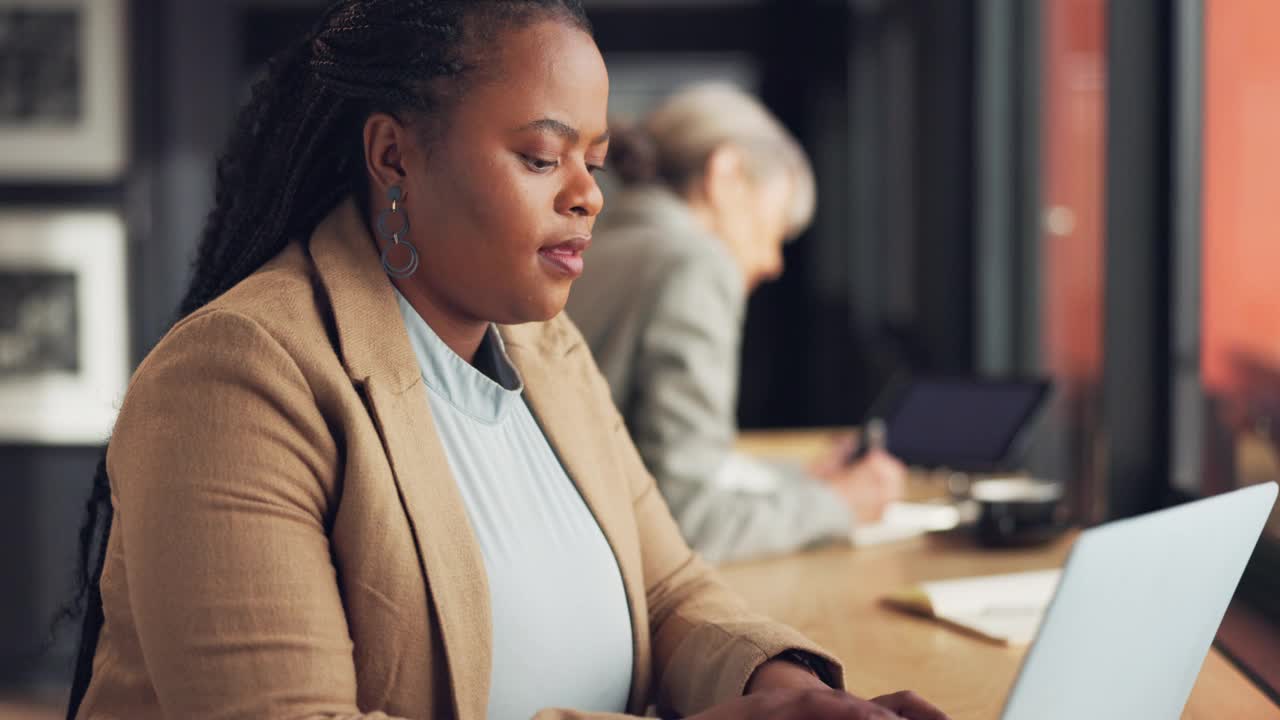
885;379;1048;470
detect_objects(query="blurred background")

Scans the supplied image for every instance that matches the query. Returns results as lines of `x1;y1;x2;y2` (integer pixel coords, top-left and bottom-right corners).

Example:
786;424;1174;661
1;0;1278;710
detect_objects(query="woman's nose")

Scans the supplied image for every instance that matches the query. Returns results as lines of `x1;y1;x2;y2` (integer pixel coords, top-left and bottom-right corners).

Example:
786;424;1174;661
559;165;604;218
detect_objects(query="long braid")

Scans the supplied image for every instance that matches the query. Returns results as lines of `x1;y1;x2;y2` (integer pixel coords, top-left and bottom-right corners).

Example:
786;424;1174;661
64;3;589;717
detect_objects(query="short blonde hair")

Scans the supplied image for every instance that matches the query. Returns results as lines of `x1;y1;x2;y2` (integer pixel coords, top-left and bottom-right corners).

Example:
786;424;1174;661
609;83;816;239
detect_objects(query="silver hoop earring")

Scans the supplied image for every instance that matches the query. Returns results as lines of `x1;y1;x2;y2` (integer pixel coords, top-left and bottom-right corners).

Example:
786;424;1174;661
375;185;420;278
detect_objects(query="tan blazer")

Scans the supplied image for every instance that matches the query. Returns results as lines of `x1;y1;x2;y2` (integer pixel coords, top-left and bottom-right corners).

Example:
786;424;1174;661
78;198;842;720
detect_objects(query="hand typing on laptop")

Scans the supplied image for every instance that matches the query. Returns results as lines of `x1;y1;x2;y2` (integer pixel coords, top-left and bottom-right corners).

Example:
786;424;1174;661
686;688;950;720
685;661;950;720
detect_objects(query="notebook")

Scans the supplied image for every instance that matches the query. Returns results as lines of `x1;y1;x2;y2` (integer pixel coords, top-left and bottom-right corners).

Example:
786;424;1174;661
883;568;1062;644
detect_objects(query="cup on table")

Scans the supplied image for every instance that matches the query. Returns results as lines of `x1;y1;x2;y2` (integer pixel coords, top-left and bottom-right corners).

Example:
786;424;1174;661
969;477;1066;547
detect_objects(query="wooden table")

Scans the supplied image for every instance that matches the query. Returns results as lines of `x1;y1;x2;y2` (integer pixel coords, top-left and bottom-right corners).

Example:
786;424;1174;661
726;429;1280;720
736;427;850;462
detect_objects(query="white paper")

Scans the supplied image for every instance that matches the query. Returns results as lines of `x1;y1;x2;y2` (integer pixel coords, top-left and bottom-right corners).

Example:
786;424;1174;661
921;569;1062;644
852;502;961;546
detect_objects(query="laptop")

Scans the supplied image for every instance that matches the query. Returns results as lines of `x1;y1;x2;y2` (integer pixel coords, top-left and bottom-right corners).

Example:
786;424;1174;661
999;481;1278;720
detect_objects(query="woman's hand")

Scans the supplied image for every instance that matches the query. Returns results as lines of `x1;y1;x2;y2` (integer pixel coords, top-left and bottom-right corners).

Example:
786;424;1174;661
814;448;907;524
684;687;951;720
808;431;864;478
680;658;952;720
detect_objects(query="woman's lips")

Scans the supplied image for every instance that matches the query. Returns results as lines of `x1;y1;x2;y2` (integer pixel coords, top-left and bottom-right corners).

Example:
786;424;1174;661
538;236;591;278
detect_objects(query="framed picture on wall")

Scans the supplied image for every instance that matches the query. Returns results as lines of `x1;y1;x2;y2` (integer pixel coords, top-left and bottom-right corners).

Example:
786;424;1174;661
0;0;128;180
0;211;128;445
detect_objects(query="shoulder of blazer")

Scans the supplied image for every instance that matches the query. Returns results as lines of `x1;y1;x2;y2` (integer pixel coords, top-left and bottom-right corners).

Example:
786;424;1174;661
204;241;333;344
125;241;342;405
160;241;338;364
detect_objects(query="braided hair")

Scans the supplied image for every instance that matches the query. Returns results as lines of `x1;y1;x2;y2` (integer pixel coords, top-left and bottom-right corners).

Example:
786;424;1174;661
64;3;590;717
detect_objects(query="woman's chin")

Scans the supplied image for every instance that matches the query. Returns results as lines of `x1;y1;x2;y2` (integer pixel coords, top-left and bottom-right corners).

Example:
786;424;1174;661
512;287;571;324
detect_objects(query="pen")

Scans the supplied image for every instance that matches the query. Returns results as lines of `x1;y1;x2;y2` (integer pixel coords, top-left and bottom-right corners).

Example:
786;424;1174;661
847;416;887;464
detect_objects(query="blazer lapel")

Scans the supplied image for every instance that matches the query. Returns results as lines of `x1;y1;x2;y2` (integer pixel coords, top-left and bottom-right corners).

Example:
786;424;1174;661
309;199;491;720
502;327;652;713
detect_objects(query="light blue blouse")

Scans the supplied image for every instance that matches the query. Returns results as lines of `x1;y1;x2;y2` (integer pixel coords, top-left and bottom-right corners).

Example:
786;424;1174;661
396;292;634;719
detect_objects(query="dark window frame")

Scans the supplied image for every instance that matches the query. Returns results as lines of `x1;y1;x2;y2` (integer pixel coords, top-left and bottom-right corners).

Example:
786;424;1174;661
1163;0;1280;700
1167;0;1280;627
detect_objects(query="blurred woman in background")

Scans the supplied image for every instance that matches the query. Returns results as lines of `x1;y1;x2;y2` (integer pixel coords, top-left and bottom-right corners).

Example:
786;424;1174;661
567;84;907;566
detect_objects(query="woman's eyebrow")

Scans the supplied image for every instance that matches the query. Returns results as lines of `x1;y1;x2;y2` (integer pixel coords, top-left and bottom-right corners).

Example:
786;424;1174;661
517;118;611;145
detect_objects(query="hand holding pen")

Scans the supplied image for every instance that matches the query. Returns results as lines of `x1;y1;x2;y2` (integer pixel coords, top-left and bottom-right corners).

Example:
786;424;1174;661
810;418;905;524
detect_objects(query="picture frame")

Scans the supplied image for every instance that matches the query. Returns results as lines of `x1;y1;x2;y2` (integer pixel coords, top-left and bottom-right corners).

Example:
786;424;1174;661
0;0;128;180
0;211;128;445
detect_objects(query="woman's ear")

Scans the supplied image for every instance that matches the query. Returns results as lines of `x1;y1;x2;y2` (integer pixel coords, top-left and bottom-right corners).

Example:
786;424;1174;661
701;143;747;210
363;112;410;196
